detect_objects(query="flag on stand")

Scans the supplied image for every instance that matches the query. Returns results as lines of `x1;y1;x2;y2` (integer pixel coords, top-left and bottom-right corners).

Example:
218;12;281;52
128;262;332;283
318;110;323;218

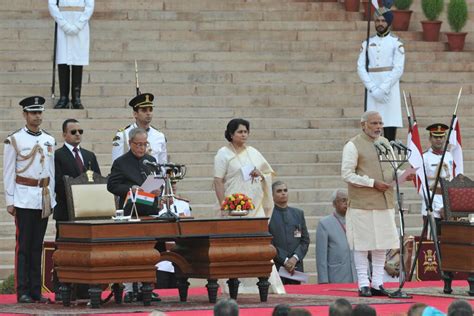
124;190;156;207
449;117;464;176
407;121;427;197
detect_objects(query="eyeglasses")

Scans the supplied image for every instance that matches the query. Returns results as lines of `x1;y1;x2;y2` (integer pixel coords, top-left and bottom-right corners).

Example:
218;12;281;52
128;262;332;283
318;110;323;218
70;129;84;135
131;141;149;148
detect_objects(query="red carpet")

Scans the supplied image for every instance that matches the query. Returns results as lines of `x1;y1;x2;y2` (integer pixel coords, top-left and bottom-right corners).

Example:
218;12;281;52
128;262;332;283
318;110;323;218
0;281;471;315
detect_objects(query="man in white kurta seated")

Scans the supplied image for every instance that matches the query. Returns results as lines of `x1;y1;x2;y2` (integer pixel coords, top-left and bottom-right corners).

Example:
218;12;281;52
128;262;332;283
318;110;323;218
341;111;411;297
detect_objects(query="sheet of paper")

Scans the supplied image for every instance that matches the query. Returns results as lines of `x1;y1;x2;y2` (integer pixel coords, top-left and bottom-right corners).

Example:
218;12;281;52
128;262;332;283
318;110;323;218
278;266;309;283
141;175;165;193
241;164;255;182
392;166;416;186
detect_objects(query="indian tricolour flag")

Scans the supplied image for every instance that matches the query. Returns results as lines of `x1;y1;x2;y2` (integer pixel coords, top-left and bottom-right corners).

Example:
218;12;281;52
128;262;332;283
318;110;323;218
124;190;156;207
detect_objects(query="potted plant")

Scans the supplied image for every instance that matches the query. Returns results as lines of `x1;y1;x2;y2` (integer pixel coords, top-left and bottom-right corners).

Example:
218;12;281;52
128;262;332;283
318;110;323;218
392;0;413;31
446;0;469;51
421;0;444;41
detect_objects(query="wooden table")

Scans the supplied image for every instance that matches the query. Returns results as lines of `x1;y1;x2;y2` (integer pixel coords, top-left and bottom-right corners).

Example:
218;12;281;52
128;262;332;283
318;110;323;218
439;221;474;295
54;218;276;308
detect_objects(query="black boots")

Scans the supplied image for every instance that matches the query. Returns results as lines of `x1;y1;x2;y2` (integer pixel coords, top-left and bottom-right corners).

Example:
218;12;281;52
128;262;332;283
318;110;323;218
71;66;84;109
54;64;70;109
54;64;84;109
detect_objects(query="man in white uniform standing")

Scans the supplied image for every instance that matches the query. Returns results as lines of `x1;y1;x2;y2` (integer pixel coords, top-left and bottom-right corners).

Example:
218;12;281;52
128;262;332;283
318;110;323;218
421;123;453;235
357;7;405;142
112;93;167;165
3;97;56;303
49;0;94;109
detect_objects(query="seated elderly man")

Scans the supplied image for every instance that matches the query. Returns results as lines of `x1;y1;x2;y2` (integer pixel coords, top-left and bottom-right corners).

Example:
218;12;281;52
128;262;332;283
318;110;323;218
107;127;160;216
107;127;161;303
316;189;356;284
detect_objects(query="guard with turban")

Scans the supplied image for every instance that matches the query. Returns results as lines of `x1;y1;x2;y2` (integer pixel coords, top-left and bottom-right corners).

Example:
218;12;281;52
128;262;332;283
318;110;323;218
357;5;405;142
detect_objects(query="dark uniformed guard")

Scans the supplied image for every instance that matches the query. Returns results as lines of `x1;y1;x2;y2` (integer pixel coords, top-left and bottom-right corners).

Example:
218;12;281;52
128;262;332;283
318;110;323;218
3;96;56;303
112;93;167;165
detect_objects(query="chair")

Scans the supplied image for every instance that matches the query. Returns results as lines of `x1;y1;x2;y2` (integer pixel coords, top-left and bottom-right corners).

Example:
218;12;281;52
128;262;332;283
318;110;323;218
440;174;474;219
64;170;116;221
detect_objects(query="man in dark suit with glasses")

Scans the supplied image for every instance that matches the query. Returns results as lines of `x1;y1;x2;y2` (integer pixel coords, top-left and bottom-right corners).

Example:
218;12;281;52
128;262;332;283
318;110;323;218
53;118;101;300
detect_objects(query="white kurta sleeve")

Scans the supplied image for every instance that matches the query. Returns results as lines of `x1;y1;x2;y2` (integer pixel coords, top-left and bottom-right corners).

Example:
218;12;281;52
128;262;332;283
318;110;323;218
341;141;375;188
3;138;16;206
379;39;405;93
76;0;94;31
357;41;376;91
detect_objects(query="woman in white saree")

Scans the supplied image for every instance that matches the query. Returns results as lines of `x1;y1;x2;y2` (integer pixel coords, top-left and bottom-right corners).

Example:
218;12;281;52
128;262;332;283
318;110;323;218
214;118;286;295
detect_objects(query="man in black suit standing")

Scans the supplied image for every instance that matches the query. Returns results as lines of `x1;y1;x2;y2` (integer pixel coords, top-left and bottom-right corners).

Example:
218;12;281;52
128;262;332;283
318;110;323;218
53;118;101;300
54;119;101;221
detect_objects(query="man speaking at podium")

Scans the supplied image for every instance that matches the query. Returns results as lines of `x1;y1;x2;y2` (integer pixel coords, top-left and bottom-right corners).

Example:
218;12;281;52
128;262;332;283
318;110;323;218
107;127;162;302
107;127;160;215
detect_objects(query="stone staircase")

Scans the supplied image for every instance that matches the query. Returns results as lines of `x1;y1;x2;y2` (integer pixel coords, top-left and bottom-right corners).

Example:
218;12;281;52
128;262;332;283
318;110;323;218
0;0;473;283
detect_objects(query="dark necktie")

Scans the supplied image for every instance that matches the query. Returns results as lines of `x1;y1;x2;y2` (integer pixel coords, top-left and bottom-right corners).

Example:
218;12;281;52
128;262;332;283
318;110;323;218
73;147;84;172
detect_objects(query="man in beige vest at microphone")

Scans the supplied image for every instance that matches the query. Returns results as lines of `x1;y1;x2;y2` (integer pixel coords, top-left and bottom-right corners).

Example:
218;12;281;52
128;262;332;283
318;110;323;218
341;111;399;297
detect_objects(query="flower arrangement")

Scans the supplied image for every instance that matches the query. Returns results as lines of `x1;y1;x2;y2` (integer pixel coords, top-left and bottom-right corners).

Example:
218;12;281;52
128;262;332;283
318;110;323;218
221;193;254;212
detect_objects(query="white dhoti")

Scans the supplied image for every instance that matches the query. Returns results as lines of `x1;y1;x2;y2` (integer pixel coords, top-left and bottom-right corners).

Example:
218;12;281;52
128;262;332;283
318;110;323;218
346;208;399;251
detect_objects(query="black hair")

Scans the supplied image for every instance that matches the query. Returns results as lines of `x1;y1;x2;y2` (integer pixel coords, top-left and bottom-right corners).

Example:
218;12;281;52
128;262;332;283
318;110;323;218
62;118;79;133
224;118;250;142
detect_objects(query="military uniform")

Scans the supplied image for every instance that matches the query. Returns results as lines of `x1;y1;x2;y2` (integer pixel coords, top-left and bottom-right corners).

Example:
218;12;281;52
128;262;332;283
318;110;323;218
112;93;167;164
49;0;94;109
3;97;56;303
421;124;454;219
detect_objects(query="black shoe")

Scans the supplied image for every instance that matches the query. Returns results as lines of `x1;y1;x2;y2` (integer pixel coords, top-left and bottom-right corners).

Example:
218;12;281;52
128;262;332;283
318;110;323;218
54;96;70;109
151;292;161;302
123;292;134;303
18;294;34;303
71;98;84;109
54;292;62;302
358;286;372;297
33;296;51;304
371;285;390;296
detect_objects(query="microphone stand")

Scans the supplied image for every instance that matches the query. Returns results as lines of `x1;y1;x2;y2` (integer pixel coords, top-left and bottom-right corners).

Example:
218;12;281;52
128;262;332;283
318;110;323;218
375;142;412;299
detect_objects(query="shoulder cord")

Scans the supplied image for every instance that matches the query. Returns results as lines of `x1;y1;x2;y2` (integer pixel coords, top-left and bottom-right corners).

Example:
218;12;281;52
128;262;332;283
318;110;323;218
10;136;44;174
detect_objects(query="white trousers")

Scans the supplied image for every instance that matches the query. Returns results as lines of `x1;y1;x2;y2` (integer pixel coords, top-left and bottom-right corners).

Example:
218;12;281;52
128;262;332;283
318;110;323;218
353;249;386;289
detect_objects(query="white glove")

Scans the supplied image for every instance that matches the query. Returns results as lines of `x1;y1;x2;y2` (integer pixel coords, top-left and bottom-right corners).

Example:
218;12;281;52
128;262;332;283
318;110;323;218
370;88;389;103
61;22;79;35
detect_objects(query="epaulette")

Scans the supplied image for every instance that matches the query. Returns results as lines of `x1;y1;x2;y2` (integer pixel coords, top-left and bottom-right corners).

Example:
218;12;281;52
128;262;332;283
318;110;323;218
150;125;160;131
7;128;21;138
42;129;52;136
117;124;132;132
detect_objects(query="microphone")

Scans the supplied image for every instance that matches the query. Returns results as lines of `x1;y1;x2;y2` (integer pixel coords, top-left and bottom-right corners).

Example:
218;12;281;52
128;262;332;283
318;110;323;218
143;159;159;167
390;140;403;155
373;141;386;159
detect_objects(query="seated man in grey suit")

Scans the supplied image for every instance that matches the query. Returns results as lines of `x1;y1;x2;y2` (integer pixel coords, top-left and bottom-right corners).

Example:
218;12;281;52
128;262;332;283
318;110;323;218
316;189;357;284
269;181;310;284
